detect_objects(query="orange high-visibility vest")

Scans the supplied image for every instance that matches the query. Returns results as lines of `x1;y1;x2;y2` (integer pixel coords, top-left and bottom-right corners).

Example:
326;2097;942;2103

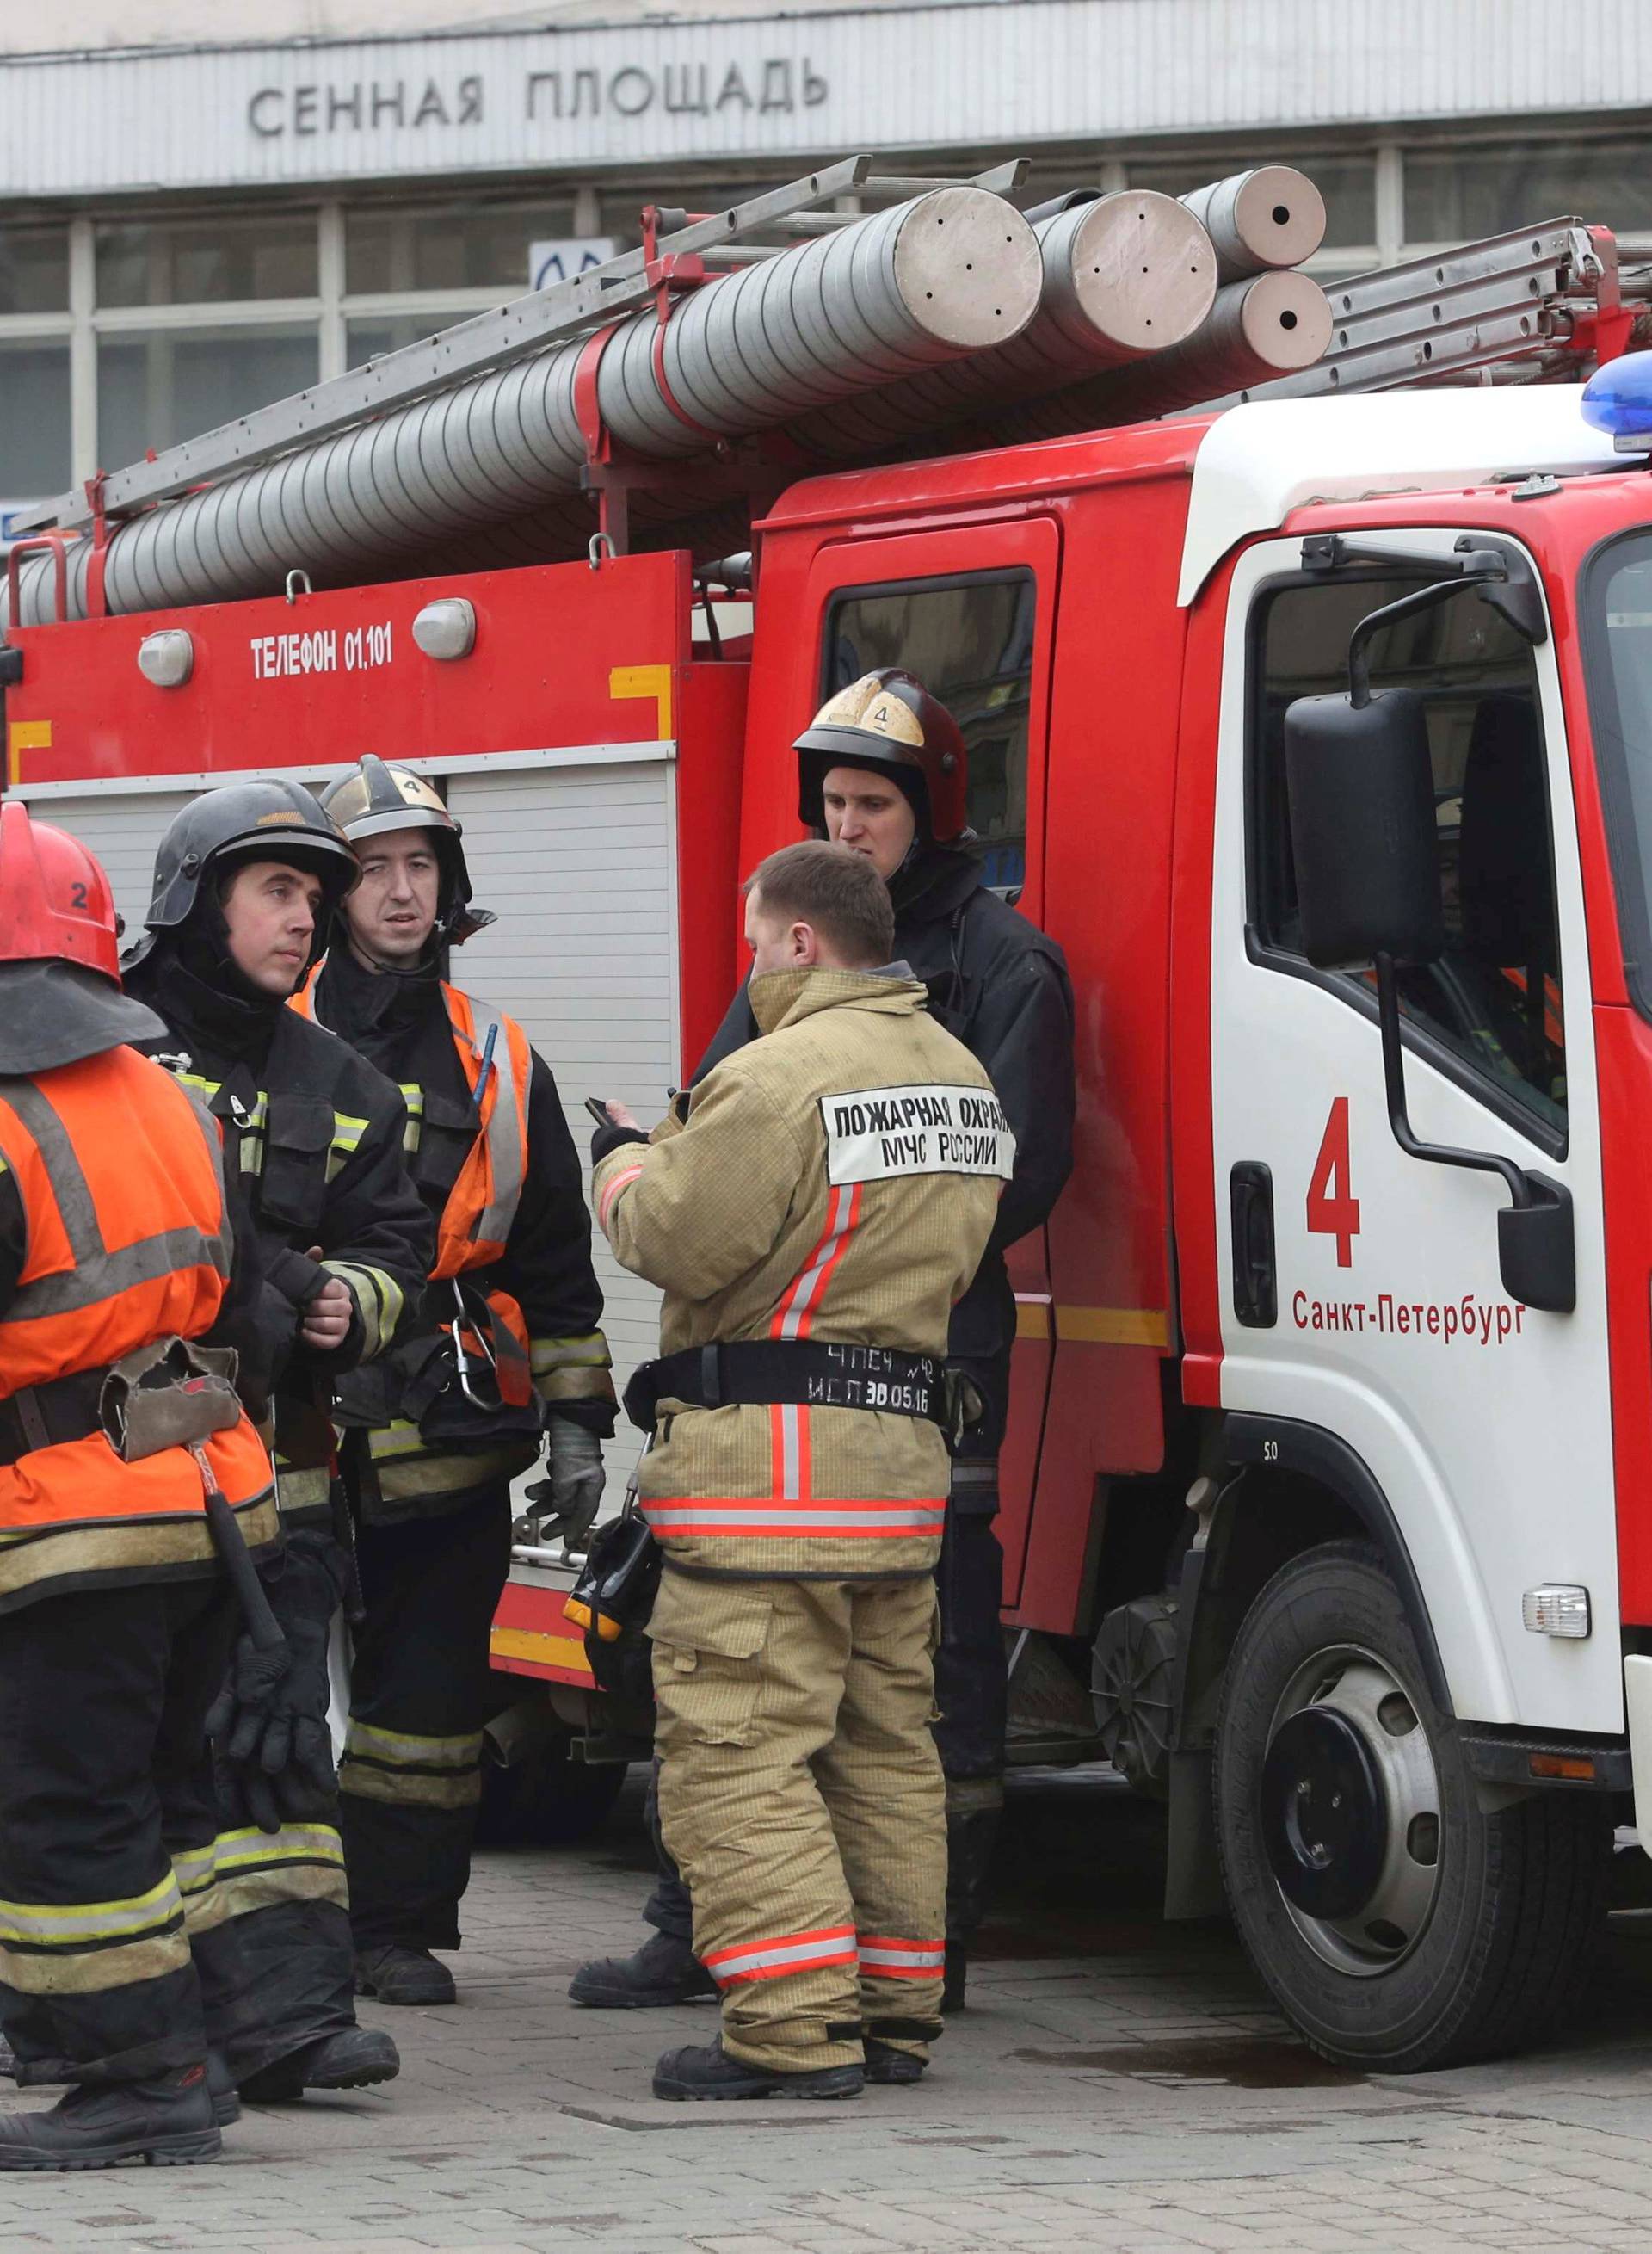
292;965;531;1281
0;1048;274;1572
292;966;533;1403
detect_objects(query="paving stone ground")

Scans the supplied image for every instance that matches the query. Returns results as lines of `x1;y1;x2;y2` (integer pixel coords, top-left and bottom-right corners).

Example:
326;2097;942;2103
4;1767;1652;2253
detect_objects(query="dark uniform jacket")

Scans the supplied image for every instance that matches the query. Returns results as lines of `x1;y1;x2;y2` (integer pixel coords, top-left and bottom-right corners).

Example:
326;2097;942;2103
303;944;615;1522
696;846;1076;1436
124;944;434;1528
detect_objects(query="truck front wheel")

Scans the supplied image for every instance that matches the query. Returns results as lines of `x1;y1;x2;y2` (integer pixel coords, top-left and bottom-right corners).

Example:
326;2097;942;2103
1213;1538;1606;2072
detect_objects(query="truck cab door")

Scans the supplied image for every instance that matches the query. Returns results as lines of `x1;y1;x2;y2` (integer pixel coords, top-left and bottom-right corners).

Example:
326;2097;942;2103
1206;529;1618;1733
799;521;1062;1600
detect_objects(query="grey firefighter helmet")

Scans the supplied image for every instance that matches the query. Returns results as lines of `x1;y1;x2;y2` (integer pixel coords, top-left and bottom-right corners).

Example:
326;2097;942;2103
320;756;494;946
128;777;359;969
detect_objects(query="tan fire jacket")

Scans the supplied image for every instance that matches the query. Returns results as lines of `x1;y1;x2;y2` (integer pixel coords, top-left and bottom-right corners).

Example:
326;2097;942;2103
592;966;1012;1580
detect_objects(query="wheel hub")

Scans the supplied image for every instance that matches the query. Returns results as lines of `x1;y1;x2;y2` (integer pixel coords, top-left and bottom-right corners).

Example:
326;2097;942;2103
1261;1707;1387;1919
1261;1651;1443;1978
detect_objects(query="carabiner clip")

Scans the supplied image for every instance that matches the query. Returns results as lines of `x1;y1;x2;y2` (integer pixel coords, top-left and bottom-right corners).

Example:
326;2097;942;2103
449;1280;502;1411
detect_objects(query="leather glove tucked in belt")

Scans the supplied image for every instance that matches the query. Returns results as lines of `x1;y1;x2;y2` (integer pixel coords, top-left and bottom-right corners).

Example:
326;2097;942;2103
521;1418;607;1558
206;1530;350;1835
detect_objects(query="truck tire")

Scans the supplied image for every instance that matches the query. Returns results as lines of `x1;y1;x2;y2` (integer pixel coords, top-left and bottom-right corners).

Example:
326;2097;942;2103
1212;1538;1607;2072
475;1733;628;1850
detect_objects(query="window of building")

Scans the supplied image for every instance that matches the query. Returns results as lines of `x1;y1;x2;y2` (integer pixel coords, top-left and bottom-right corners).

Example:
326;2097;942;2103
1405;140;1652;246
0;339;70;496
823;571;1036;892
98;324;319;466
0;225;69;316
345;197;579;294
1252;571;1564;1134
95;211;317;306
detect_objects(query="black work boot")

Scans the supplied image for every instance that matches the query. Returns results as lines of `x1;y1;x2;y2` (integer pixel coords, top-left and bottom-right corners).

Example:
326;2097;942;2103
238;2025;401;2103
354;1945;456;2006
0;2065;220;2171
652;2037;862;2102
206;2053;241;2127
864;2039;927;2086
570;1928;718;2009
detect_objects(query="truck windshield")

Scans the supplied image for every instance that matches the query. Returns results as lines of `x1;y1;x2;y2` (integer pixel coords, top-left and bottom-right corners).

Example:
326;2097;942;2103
1583;532;1652;1019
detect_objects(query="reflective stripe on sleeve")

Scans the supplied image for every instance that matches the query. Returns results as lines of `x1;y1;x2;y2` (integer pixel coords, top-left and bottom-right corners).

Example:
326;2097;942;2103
597;1163;644;1236
323;1261;406;1358
701;1925;858;1989
531;1331;616;1405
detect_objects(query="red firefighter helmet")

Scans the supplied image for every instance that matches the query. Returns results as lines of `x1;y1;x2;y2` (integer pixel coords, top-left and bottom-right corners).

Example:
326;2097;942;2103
0;800;122;982
794;670;970;846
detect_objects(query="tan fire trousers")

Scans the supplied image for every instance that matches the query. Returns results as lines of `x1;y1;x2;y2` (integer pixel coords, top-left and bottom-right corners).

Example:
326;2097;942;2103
650;1565;946;2074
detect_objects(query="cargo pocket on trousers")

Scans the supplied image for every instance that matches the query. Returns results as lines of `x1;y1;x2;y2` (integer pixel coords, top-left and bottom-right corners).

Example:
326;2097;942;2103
648;1582;774;1750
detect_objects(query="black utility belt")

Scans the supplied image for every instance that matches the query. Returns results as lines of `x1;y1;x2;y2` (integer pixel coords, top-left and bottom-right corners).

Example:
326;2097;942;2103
0;1367;104;1464
0;1340;241;1468
624;1341;949;1435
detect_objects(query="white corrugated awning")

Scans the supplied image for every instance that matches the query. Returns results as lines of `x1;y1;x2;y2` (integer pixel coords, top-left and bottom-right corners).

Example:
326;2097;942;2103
2;0;1650;199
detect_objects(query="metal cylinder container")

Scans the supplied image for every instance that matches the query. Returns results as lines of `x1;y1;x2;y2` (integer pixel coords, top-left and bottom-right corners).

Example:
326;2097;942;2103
784;190;1219;461
1180;167;1328;285
9;188;1043;625
1001;269;1334;440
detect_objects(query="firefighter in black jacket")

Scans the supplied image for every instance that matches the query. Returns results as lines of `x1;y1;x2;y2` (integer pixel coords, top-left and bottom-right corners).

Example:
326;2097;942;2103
123;778;433;2103
572;670;1075;2016
294;758;617;2007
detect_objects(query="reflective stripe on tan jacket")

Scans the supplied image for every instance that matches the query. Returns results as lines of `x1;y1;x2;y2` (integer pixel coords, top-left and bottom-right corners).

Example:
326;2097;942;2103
591;966;1011;1580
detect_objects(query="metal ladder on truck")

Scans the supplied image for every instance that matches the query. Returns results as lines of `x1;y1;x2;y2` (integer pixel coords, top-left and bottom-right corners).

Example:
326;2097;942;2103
1204;219;1649;410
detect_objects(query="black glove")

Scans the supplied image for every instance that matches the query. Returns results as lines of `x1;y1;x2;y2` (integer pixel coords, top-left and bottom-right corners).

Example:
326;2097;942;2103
522;1419;607;1556
207;1531;350;1834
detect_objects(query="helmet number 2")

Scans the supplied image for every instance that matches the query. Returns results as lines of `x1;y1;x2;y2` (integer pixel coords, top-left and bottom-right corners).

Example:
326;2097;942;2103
1306;1096;1361;1269
69;883;89;910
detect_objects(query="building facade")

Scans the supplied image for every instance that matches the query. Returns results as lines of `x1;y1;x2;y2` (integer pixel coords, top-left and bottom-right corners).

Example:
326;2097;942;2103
2;0;1651;520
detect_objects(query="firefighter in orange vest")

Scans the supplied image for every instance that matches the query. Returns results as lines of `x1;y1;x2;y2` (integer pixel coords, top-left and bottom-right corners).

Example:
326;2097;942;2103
0;805;284;2169
123;779;432;2105
291;756;616;2006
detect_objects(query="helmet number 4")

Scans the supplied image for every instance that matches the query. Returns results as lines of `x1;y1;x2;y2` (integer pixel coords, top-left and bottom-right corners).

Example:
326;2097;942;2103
1306;1096;1361;1269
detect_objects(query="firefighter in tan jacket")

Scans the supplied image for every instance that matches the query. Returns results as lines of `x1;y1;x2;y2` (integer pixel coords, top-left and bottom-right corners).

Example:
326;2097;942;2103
589;842;1009;2102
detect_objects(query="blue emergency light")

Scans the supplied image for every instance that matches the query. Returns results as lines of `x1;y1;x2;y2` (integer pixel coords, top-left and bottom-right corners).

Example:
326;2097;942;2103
1581;351;1652;451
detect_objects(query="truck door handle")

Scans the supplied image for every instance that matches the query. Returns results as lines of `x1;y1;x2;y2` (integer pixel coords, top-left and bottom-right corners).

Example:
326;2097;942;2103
1230;1162;1277;1329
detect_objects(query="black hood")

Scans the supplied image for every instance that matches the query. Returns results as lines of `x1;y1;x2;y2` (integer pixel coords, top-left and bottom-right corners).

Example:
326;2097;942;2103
316;939;446;1078
888;843;985;926
0;962;167;1075
124;923;288;1073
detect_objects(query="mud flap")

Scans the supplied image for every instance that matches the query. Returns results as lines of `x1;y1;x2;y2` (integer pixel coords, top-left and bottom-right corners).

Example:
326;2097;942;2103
1163;1748;1225;1921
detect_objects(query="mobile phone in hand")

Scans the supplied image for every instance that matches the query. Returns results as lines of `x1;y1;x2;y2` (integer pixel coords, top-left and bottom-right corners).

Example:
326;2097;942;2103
584;1097;614;1127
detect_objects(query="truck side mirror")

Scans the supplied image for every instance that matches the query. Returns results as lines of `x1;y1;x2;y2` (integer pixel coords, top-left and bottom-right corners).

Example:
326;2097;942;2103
1282;662;1574;1319
1284;685;1444;973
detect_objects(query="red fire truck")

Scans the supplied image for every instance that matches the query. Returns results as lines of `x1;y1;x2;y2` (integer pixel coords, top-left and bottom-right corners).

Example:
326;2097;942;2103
8;169;1652;2072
